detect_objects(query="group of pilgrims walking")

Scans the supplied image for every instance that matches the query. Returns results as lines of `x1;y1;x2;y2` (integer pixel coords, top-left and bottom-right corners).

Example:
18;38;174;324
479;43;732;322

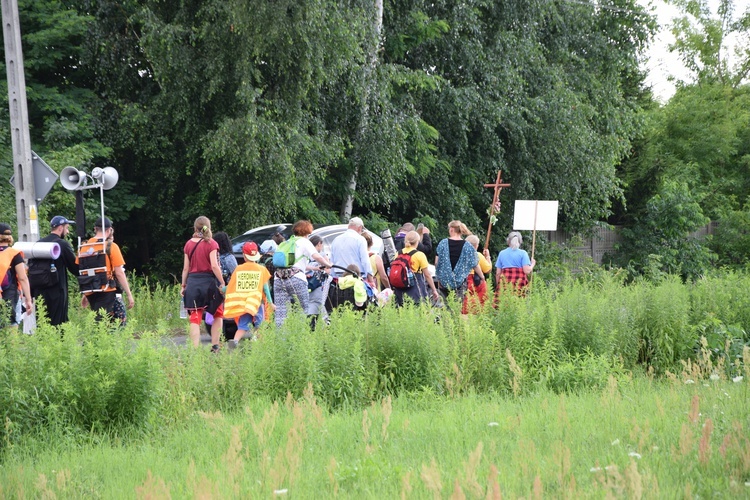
180;216;535;352
0;212;533;339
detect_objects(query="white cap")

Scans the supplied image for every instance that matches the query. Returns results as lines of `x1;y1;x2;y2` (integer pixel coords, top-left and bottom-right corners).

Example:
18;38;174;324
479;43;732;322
260;239;278;254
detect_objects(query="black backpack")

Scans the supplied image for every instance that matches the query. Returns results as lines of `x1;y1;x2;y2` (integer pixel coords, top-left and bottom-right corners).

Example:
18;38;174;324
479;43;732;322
27;258;59;290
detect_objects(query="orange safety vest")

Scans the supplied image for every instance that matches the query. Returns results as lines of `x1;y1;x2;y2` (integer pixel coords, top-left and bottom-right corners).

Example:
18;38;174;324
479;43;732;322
223;262;270;319
0;247;22;299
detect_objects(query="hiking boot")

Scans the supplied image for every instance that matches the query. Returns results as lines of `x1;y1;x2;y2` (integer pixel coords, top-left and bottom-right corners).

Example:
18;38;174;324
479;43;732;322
210;344;221;353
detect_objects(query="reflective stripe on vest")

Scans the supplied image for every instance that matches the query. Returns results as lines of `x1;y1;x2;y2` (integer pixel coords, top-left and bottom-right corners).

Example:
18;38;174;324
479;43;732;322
223;264;267;318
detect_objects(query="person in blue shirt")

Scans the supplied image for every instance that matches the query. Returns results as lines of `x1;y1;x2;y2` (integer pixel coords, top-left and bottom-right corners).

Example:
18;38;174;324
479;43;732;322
495;231;535;294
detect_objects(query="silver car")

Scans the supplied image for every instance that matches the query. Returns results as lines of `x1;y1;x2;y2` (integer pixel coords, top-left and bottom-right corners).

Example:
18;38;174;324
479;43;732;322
231;223;383;262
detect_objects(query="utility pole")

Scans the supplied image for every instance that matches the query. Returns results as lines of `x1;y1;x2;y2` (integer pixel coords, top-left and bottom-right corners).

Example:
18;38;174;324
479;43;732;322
2;0;38;242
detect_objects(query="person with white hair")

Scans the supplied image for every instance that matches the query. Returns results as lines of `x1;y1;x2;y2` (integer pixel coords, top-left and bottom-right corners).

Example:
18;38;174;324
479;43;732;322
495;231;535;294
330;217;373;283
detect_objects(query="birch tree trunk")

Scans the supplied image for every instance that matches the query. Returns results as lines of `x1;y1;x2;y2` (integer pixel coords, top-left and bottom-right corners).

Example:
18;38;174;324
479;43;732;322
340;0;383;221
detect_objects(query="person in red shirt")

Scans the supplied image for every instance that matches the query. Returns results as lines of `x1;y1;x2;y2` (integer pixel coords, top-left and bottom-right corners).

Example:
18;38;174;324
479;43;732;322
181;216;225;351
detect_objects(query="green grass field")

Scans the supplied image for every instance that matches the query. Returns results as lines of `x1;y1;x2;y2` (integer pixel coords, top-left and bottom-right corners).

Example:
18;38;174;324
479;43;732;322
1;375;748;498
2;271;750;498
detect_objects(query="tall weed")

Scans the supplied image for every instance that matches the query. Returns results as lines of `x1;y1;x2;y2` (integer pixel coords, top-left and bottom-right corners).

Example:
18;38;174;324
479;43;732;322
493;285;562;387
310;311;370;408
446;314;510;395
0;318;166;449
630;276;695;372
4;269;750;451
364;304;449;396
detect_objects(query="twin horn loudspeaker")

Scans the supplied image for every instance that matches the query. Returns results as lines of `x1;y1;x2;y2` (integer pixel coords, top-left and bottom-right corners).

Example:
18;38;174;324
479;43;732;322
60;166;118;191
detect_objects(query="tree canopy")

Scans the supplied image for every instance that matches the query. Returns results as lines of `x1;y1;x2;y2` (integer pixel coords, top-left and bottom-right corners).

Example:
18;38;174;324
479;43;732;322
3;0;656;278
613;0;750;277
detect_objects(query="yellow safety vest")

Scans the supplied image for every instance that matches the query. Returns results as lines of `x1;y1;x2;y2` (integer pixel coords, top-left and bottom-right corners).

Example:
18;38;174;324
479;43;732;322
223;262;270;318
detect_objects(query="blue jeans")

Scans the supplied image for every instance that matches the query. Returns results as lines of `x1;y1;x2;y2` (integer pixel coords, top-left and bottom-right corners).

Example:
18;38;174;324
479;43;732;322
236;304;265;331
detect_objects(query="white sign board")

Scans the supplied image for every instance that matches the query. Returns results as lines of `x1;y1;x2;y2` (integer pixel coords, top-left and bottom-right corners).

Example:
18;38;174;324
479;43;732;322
513;200;559;231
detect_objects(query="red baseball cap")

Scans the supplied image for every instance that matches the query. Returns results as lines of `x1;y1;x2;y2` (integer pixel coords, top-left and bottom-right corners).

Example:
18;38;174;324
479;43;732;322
242;241;261;261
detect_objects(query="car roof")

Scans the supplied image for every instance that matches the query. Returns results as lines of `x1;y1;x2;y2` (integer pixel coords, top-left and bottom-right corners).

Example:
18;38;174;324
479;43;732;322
241;223;293;236
231;223;384;258
311;225;383;256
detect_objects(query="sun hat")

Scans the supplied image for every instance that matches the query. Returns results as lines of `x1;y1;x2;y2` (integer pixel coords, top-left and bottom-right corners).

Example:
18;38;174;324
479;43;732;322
260;239;278;254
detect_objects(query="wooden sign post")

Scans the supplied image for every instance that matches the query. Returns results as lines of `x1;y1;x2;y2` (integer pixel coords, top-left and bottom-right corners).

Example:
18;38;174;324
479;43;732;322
483;171;511;252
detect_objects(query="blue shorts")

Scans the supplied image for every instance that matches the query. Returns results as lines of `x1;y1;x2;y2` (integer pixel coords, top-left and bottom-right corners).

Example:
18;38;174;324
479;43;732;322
236;304;265;331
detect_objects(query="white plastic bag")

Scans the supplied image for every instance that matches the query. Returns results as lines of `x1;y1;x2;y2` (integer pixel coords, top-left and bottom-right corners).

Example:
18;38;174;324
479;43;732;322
21;310;36;334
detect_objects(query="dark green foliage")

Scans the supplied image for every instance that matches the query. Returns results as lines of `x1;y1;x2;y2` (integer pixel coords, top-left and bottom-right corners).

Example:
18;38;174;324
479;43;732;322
614;181;716;280
711;208;750;268
611;0;750;271
0;0;117;225
4;0;655;276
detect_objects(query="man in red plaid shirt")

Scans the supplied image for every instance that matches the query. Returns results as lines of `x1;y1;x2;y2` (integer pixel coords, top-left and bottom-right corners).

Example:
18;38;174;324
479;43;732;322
494;231;535;295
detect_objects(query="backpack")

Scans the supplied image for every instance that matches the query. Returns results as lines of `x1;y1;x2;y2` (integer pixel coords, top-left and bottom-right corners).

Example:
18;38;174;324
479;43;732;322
272;236;299;268
0;247;20;297
388;250;417;289
77;239;114;293
219;252;236;284
0;269;10;294
28;258;59;290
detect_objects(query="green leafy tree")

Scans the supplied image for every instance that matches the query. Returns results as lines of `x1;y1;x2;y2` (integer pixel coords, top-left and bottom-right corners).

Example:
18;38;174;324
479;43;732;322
5;0;656;277
1;0;114;226
615;180;715;280
378;0;655;245
614;0;750;272
710;206;750;268
668;0;750;87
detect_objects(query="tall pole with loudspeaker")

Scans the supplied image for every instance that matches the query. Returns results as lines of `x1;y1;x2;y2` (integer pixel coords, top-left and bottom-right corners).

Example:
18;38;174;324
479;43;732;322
60;166;118;248
3;0;37;241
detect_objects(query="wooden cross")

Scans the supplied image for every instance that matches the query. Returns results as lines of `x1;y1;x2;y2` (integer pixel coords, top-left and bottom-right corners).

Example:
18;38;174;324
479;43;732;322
483;170;511;252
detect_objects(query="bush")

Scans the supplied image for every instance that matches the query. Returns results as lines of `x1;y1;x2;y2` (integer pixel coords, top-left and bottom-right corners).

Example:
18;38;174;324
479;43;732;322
545;352;623;394
614;181;716;281
0;318;167;449
689;271;750;333
694;316;749;378
711;208;750;268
